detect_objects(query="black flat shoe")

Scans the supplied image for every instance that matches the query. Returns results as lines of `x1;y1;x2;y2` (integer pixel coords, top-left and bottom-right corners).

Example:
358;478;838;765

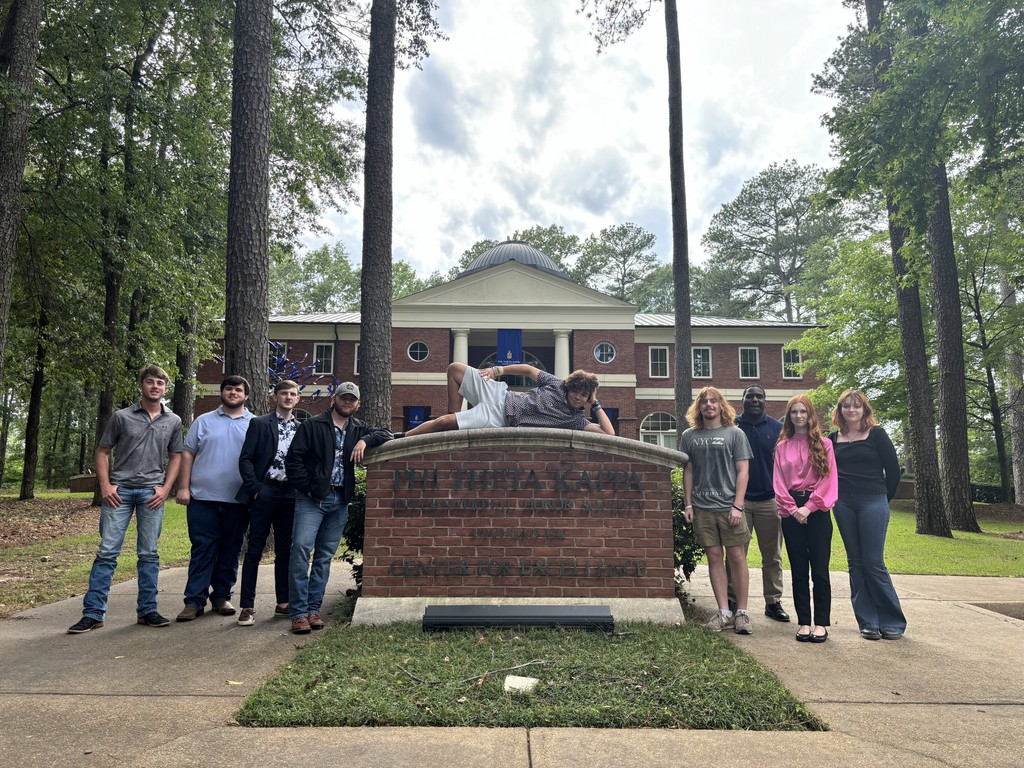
860;628;882;640
796;629;812;642
810;628;828;643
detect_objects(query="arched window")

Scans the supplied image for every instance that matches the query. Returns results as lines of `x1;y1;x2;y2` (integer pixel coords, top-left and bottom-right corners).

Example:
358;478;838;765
478;350;546;389
640;411;678;449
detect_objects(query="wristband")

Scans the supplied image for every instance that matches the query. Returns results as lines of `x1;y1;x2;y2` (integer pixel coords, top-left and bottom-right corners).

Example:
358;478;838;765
591;401;603;412
732;504;744;512
684;505;693;510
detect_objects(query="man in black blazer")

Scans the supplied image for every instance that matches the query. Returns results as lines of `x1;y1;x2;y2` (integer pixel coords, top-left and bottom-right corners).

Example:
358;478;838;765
235;380;302;625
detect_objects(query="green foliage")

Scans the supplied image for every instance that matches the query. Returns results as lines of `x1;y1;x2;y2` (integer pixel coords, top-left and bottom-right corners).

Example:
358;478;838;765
696;160;847;322
340;465;366;585
671;468;703;583
238;620;824;729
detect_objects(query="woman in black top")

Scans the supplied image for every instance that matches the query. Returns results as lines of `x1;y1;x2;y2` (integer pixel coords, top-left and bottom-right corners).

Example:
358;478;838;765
829;389;906;640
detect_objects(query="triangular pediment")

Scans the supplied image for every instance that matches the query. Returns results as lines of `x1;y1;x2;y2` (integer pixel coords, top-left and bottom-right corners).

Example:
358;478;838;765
395;261;633;310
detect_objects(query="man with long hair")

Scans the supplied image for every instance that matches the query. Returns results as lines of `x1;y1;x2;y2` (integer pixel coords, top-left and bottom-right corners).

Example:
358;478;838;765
680;386;754;634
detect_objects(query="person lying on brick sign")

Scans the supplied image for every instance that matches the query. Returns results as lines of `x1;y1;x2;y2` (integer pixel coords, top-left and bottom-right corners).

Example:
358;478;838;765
400;363;615;437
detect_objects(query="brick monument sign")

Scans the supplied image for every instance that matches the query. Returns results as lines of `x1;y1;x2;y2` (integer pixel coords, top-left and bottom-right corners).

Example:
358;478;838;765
351;428;687;625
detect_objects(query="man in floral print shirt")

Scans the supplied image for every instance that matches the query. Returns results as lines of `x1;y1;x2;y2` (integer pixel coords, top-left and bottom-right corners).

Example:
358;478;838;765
235;380;302;626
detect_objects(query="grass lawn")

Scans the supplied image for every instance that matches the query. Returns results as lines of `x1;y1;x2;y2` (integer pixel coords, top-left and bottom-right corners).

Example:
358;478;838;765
0;493;192;615
745;501;1024;578
237;608;823;730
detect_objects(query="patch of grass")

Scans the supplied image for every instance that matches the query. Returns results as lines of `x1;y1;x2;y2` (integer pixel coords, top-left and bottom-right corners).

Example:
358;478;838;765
0;498;192;615
238;620;824;730
745;503;1024;578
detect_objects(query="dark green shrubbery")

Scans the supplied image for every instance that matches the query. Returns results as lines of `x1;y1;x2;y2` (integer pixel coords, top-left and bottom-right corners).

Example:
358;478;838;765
672;467;704;585
343;465;704;588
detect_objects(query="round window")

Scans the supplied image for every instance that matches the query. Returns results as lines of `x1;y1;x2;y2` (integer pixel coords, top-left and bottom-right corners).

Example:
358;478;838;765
408;341;429;362
594;342;616;364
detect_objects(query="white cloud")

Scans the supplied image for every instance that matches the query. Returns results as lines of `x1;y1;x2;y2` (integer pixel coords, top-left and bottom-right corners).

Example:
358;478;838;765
305;0;856;276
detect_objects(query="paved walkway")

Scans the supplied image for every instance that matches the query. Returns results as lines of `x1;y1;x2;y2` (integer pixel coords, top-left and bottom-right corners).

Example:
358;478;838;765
1;564;1022;767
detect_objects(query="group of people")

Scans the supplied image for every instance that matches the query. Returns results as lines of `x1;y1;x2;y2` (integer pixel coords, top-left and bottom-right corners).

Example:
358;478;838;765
67;366;390;636
66;361;905;643
681;384;907;642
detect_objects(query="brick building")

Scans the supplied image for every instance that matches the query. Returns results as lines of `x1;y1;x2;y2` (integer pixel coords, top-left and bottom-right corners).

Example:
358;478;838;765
197;241;817;442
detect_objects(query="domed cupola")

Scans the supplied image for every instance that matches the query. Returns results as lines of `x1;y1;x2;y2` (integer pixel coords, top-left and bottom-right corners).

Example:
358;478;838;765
459;240;570;280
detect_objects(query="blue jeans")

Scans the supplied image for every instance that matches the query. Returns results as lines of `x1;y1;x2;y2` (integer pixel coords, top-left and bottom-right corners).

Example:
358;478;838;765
833;492;907;633
183;498;249;608
82;486;163;620
289;490;348;619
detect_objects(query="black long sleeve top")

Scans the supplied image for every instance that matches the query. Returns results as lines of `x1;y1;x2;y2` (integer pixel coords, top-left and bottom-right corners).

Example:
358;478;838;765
828;426;901;501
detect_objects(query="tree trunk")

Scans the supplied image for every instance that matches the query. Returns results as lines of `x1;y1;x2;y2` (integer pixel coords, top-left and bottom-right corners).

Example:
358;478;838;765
664;0;693;449
1001;277;1024;507
359;0;397;429
173;310;198;431
865;0;950;537
927;162;979;532
20;300;47;500
0;0;44;393
888;214;951;537
225;0;273;415
0;385;12;484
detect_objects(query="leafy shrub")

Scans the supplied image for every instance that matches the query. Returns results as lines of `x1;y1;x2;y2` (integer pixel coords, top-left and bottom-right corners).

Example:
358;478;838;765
341;466;366;585
672;467;704;586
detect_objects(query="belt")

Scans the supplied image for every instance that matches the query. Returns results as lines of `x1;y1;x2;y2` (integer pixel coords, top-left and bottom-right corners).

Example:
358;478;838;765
263;477;290;488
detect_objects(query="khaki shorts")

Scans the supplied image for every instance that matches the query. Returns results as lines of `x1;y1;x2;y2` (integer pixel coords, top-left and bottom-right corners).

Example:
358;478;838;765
693;506;751;549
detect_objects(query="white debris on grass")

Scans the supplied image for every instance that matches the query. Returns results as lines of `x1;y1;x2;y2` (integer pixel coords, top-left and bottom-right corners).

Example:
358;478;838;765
503;675;539;694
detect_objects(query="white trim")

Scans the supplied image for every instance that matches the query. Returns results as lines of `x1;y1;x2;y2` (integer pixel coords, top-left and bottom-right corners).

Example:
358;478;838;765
692;346;712;379
407;340;430;363
782;347;803;379
313;342;334;375
354;343;360;375
649;345;669;378
738;346;760;379
594;341;616;364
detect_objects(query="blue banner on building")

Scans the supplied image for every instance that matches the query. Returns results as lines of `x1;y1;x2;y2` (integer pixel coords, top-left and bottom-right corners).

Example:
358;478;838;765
497;329;522;365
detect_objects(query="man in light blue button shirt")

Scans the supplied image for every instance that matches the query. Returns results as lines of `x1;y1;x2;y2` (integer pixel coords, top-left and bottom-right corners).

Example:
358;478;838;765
174;375;253;621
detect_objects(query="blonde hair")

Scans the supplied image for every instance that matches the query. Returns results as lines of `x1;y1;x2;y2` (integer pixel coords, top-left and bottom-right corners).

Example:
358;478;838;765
686;386;736;429
832;389;878;434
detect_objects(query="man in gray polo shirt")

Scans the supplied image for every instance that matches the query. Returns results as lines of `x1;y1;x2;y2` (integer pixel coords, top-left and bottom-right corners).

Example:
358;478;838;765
174;375;253;621
402;362;615;436
67;365;184;634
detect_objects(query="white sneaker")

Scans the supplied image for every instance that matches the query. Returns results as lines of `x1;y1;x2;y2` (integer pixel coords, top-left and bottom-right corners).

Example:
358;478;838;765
237;608;256;626
707;611;735;631
734;611;753;635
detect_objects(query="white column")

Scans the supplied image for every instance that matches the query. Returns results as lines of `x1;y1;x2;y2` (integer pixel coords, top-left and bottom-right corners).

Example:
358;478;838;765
553;329;571;379
452;328;470;365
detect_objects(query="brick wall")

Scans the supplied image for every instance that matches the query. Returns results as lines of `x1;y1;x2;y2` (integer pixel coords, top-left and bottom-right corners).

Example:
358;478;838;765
362;437;678;599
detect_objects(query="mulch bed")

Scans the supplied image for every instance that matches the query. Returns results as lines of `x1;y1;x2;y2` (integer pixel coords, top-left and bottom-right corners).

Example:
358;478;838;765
0;496;98;548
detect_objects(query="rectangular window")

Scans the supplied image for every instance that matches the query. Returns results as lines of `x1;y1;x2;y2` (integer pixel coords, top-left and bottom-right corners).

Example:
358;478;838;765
354;343;360;375
692;347;712;379
313;343;334;375
782;348;802;379
268;341;286;373
649;346;669;378
739;347;759;379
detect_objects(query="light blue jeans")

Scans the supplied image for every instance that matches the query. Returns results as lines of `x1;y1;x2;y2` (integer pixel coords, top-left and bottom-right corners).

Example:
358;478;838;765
289;490;348;619
82;486;163;620
833;492;907;634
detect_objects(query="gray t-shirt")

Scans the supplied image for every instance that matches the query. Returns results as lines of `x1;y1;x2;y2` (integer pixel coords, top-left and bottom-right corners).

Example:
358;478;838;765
99;402;184;487
679;425;753;512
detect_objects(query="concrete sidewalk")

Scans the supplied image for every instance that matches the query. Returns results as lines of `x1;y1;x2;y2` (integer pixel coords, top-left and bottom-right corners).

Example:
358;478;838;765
1;564;1022;767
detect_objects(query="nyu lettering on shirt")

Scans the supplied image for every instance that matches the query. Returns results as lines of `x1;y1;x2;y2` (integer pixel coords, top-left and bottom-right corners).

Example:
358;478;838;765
679;426;753;512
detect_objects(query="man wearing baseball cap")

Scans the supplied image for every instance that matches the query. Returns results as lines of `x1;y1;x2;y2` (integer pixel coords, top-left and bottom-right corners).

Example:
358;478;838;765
283;382;391;634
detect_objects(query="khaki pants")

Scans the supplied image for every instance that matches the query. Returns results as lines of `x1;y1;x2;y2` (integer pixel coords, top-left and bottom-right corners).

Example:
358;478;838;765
726;497;784;607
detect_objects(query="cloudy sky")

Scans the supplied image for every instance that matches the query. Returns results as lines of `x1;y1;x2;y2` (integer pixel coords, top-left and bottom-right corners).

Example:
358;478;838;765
310;0;858;277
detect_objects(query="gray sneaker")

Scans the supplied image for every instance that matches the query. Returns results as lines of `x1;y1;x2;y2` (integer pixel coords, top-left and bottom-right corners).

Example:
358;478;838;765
707;611;735;631
734;611;753;635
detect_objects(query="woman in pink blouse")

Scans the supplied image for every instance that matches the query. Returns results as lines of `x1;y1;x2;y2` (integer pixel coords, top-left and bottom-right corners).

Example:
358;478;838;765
773;394;838;643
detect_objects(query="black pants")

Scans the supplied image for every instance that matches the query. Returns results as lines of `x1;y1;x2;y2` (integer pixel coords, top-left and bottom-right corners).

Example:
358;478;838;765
781;509;833;627
239;480;296;609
